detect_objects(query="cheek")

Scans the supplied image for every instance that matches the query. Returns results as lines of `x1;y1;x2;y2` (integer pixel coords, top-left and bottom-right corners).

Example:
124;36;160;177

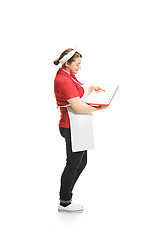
73;65;77;70
70;64;75;69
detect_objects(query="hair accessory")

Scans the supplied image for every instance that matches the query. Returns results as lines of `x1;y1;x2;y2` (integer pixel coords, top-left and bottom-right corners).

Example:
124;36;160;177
59;47;78;65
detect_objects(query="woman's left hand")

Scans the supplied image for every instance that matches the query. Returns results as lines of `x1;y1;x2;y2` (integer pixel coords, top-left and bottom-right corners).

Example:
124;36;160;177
91;85;106;93
88;85;105;96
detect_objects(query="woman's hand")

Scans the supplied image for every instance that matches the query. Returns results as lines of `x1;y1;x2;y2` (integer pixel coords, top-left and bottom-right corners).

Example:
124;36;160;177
93;85;106;93
88;85;105;95
96;105;108;110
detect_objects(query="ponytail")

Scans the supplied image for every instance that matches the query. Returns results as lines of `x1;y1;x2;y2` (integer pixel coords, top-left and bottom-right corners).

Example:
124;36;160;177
53;58;60;65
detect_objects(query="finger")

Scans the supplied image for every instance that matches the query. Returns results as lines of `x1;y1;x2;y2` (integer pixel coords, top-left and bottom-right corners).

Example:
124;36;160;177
99;88;106;92
96;86;106;92
95;89;101;93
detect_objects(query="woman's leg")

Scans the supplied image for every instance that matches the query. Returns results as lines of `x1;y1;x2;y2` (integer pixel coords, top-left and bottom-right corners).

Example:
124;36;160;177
59;127;87;205
70;150;87;193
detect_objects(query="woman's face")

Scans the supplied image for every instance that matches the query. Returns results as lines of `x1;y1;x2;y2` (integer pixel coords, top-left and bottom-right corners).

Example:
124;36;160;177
67;57;82;75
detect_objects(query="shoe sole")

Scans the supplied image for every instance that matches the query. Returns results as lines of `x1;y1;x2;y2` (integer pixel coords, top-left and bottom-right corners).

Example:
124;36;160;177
58;209;84;213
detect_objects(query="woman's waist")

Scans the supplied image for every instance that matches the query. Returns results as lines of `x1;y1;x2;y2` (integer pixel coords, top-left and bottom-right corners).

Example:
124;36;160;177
59;108;70;128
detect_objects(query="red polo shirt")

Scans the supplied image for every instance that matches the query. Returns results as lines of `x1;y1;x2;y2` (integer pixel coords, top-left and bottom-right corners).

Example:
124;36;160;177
54;68;84;128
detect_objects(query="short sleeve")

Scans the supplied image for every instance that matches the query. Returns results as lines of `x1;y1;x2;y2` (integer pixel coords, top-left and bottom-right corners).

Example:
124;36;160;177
59;79;79;100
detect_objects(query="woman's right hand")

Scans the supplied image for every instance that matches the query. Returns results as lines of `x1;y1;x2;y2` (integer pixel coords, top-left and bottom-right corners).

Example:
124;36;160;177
95;105;108;111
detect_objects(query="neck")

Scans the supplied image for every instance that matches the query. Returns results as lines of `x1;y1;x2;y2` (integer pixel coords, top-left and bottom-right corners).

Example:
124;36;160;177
61;68;71;75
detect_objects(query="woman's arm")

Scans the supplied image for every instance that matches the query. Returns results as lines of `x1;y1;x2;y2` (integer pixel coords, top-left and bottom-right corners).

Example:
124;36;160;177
88;85;105;96
67;97;107;114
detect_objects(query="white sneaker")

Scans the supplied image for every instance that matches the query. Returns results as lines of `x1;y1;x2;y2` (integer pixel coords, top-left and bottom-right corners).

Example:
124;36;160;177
58;202;84;213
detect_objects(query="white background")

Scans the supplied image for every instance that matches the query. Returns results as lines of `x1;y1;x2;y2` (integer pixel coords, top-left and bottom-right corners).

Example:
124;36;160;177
0;0;160;239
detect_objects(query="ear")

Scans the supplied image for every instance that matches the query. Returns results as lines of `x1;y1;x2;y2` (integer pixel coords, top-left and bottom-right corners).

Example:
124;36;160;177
65;61;70;68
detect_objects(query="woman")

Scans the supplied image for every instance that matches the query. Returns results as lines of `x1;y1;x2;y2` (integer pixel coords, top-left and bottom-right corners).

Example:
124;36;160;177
54;48;106;213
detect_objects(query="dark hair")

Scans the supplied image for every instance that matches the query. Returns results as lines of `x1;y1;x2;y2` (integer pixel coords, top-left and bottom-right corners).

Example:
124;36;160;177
53;48;82;68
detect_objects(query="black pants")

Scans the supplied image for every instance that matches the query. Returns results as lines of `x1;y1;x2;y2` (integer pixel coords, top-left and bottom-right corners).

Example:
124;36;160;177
59;127;87;203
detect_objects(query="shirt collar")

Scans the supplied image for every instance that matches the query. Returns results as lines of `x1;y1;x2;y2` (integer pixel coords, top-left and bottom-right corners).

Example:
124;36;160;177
57;68;76;79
